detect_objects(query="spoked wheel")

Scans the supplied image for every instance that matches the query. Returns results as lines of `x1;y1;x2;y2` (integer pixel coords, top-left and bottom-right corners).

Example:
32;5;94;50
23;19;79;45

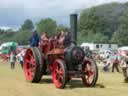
52;59;67;89
34;48;46;76
82;58;98;87
24;47;43;83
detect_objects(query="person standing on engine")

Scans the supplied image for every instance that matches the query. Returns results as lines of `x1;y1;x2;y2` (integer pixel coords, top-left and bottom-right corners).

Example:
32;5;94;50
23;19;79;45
30;31;40;47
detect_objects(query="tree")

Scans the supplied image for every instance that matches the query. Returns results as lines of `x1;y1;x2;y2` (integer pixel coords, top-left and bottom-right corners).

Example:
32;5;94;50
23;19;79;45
111;29;128;46
56;25;69;33
111;11;128;46
78;2;128;44
0;29;5;34
6;29;14;33
36;18;57;36
79;7;105;35
13;31;32;45
78;7;109;43
20;19;34;31
78;31;109;44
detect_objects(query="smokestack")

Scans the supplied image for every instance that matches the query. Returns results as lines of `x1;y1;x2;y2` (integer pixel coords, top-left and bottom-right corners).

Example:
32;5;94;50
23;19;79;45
70;14;78;45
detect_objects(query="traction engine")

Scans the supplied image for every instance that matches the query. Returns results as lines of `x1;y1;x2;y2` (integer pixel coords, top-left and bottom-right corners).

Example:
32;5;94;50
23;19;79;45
23;14;98;89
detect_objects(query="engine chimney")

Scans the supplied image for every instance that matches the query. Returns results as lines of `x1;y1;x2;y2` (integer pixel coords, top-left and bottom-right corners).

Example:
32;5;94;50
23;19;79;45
70;14;78;45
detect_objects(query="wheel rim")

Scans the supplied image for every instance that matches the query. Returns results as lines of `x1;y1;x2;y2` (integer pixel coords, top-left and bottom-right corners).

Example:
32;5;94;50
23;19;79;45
82;61;95;86
52;61;64;88
24;49;36;81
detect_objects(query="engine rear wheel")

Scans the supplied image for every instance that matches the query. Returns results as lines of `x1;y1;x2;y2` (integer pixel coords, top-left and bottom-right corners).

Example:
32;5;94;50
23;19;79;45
24;47;43;83
34;48;46;76
82;58;98;87
52;59;67;89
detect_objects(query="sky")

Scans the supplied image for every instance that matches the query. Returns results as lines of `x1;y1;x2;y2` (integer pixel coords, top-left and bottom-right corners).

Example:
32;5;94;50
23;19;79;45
0;0;127;30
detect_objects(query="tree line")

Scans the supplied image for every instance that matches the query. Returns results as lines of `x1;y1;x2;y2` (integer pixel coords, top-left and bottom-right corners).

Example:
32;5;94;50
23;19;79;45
78;2;128;46
0;2;128;46
0;19;68;45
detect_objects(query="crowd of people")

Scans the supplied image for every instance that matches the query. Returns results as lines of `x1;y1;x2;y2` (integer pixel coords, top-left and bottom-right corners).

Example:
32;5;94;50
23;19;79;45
81;46;128;82
98;50;128;82
9;49;25;69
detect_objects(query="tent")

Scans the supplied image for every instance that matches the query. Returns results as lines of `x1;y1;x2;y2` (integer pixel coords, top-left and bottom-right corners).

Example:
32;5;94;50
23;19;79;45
118;46;128;56
0;42;18;54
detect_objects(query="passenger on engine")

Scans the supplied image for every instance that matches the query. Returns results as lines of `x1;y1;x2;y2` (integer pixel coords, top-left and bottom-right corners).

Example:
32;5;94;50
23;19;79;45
49;35;57;49
40;32;49;45
40;32;49;53
63;32;71;48
57;31;65;47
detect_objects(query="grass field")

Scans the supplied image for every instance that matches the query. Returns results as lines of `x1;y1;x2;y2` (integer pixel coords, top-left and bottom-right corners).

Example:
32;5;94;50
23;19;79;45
0;62;128;96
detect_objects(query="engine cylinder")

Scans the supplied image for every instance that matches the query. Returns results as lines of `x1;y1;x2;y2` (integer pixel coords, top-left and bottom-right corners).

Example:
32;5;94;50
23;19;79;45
64;46;85;65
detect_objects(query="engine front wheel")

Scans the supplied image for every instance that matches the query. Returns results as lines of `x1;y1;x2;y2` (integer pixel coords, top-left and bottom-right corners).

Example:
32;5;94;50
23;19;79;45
81;58;98;87
52;59;67;89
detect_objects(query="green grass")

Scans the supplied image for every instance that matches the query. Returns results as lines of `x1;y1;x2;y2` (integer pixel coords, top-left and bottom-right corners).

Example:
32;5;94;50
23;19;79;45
0;62;128;96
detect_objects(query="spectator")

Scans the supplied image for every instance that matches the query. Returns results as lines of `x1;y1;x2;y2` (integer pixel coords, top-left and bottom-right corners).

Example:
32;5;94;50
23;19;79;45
121;53;128;82
9;51;16;69
84;46;92;58
103;56;111;72
30;31;40;47
112;53;120;72
16;51;25;69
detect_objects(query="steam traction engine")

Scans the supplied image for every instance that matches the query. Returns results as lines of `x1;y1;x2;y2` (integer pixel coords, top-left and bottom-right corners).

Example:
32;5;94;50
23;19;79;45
23;14;98;89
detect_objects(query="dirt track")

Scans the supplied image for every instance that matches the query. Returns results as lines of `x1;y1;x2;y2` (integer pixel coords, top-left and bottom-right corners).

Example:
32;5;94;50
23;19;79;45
0;63;128;96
